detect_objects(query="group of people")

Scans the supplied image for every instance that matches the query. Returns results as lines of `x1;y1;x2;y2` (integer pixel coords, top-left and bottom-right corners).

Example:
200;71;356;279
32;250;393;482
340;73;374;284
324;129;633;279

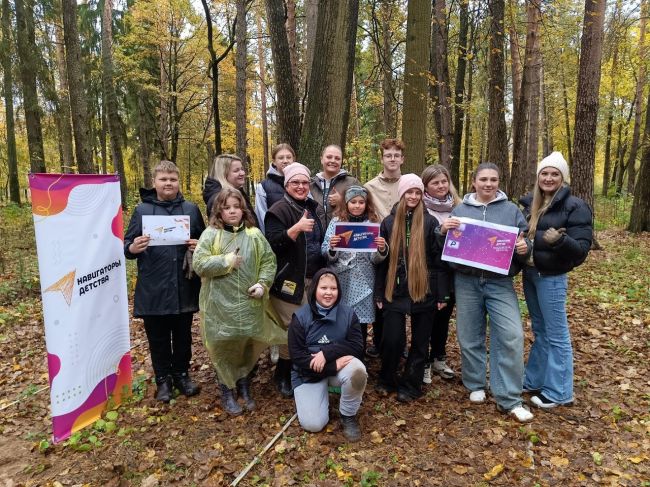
124;139;593;442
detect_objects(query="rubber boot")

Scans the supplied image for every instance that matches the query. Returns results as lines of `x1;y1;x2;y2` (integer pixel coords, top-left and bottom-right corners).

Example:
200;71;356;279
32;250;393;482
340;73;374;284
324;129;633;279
340;414;361;442
273;359;294;398
219;384;243;416
155;376;173;403
172;371;201;397
236;378;256;411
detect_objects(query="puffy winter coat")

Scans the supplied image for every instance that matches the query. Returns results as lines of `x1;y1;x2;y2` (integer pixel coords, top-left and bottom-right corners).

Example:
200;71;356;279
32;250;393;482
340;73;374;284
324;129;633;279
124;188;205;317
519;186;592;275
254;166;285;233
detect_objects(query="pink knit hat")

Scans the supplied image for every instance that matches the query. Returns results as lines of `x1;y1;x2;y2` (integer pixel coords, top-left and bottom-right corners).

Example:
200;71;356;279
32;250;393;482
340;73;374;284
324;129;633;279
283;163;311;185
398;173;424;199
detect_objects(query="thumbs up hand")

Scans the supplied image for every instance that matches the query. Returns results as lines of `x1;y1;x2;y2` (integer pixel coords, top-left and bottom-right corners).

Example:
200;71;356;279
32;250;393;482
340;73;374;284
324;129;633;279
542;227;566;245
328;187;342;209
515;231;529;255
288;210;315;240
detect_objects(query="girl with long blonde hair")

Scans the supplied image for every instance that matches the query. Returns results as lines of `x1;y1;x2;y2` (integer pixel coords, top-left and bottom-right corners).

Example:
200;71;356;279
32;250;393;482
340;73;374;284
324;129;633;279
374;174;451;403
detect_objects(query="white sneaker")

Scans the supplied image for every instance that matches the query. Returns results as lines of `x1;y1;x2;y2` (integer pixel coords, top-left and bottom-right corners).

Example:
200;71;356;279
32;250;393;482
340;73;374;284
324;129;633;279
423;364;432;384
508;405;534;423
433;359;455;379
270;345;279;364
469;390;486;403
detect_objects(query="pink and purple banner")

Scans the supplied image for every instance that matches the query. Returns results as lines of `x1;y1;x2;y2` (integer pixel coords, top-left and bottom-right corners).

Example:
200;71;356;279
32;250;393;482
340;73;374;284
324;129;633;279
442;217;519;275
30;174;132;443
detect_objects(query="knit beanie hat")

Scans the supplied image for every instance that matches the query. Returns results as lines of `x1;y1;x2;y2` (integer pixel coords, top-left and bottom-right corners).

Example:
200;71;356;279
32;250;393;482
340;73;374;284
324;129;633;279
537;152;570;183
345;185;367;203
398;173;425;199
283;163;311;185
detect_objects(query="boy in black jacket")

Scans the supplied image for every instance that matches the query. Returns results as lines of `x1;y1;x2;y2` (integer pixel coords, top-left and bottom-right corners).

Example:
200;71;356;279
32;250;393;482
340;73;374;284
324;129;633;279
124;160;205;403
288;269;367;442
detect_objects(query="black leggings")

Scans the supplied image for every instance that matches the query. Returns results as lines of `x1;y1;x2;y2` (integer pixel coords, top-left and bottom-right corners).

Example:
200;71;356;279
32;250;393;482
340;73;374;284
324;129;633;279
379;309;432;397
143;313;193;378
428;298;455;362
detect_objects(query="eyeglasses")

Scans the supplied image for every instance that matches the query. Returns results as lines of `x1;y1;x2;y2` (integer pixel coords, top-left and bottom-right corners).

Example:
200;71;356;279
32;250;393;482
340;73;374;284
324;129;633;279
382;153;403;159
288;181;310;187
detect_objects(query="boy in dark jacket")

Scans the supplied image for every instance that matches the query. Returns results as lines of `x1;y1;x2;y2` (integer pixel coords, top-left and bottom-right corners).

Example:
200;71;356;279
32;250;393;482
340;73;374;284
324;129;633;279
288;268;367;442
124;160;205;403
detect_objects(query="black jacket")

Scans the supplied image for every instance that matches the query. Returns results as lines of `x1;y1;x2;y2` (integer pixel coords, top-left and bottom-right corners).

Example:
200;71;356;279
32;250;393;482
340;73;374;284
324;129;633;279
261;172;286;210
124;188;205;317
375;207;451;314
288;268;363;387
520;186;592;275
202;176;258;225
265;195;326;304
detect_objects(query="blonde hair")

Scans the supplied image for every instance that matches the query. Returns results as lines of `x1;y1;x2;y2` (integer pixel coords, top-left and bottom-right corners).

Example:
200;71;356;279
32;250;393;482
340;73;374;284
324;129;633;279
527;177;565;239
385;197;429;303
421;164;462;206
209;188;256;229
153;160;180;178
208;154;243;190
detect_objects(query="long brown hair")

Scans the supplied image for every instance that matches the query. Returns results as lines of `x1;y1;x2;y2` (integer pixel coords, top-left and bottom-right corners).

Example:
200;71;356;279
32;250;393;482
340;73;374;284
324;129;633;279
385;197;429;303
334;190;380;223
209;189;256;229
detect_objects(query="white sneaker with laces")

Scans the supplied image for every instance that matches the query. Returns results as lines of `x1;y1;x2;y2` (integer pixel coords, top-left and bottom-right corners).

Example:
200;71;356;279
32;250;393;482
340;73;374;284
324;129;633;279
508;405;534;423
469;390;486;403
423;364;432;384
433;359;455;379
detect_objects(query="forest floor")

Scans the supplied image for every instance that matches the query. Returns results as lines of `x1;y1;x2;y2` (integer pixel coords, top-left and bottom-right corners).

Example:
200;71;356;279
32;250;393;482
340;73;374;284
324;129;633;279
0;203;648;487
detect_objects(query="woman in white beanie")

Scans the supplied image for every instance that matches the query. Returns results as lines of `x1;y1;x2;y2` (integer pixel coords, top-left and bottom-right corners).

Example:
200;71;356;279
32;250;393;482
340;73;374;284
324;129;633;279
519;151;592;409
374;174;451;403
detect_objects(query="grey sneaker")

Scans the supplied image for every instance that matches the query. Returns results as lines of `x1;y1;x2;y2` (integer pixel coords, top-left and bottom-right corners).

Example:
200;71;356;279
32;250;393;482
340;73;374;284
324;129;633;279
433;359;455;380
423;363;432;384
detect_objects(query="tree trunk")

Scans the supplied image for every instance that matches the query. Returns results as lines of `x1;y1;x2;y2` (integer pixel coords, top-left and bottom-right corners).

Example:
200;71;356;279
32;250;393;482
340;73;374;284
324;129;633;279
100;97;107;174
401;0;431;174
571;0;607;210
138;96;152;188
510;0;541;201
265;0;301;151
450;0;469;189
235;0;247;163
1;0;19;203
303;0;318;112
101;0;126;206
15;0;45;173
462;35;475;196
602;16;620;196
380;0;396;137
285;0;299;97
615;100;635;194
625;0;647;195
560;65;573;167
431;0;452;169
508;0;523;143
300;0;359;171
62;0;94;173
540;61;553;156
54;18;74;172
256;14;269;170
487;0;509;191
628;90;650;232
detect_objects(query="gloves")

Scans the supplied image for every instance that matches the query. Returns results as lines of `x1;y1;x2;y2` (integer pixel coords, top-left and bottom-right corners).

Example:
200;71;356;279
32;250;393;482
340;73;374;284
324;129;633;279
542;227;566;245
247;283;265;299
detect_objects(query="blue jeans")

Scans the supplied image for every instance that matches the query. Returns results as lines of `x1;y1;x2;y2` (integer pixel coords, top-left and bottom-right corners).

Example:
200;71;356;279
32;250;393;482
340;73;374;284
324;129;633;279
454;273;525;410
523;267;573;403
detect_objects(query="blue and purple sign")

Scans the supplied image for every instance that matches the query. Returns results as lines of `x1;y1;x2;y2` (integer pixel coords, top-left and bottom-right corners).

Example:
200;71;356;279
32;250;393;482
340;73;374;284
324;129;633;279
333;222;381;252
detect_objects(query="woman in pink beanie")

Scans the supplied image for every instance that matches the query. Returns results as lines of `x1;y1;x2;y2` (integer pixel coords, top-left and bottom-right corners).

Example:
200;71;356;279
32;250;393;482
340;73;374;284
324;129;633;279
374;174;451;402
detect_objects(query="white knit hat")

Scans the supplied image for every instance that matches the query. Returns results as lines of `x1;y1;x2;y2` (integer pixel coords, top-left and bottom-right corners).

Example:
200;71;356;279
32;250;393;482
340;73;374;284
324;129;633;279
537;151;570;183
283;163;311;185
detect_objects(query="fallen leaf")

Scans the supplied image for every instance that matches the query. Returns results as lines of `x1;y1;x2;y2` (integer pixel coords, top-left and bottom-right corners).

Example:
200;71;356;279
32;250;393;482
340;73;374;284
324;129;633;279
483;463;504;481
370;431;383;444
550;456;569;467
394;419;406;426
452;465;468;474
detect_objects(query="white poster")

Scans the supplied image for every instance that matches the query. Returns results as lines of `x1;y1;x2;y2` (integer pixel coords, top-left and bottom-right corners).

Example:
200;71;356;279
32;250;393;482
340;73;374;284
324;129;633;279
29;174;132;443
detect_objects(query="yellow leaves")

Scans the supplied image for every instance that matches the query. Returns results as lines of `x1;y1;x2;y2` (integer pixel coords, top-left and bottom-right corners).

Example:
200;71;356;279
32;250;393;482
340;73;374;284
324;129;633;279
483;463;504;481
394;419;406;427
550;456;569;467
452;465;469;475
333;464;353;482
370;431;383;444
628;455;647;464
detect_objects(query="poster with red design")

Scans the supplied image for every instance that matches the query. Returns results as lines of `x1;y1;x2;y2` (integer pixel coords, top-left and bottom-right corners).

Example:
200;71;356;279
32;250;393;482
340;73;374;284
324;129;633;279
441;217;519;275
29;174;132;443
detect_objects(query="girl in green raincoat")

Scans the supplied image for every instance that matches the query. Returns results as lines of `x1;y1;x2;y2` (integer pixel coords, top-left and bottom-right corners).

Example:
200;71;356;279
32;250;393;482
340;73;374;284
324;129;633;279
193;189;286;416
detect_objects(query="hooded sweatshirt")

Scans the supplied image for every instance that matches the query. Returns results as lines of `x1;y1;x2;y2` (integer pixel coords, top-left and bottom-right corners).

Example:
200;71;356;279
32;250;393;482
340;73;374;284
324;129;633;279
447;190;530;278
288;268;364;388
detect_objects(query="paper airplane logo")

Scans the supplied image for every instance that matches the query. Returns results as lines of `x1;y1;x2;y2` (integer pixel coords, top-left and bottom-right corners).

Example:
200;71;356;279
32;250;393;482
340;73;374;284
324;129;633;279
45;270;76;306
339;230;354;245
488;236;497;246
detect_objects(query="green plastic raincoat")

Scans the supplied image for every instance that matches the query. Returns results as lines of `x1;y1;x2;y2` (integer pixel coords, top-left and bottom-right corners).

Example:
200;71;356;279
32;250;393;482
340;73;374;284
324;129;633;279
193;224;287;388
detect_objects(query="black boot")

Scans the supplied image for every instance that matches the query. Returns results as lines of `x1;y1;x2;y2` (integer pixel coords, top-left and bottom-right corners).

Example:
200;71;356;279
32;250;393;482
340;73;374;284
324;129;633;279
340;414;361;442
155;376;173;403
172;372;201;397
273;359;294;398
236;378;256;411
220;384;243;416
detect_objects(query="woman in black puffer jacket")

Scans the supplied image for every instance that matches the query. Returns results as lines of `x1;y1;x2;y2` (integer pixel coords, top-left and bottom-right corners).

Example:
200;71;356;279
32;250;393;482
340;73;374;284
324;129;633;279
519;152;592;409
